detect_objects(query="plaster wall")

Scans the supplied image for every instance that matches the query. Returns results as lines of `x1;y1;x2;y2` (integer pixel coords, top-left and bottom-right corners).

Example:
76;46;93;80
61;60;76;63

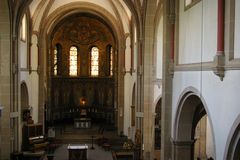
172;70;240;160
18;35;39;123
124;74;135;136
123;36;135;136
153;15;163;104
19;72;39;123
30;35;39;123
234;0;240;58
178;0;217;64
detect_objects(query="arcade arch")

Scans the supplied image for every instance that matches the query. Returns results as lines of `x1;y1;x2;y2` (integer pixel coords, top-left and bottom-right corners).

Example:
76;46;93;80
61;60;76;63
225;115;240;160
173;88;215;160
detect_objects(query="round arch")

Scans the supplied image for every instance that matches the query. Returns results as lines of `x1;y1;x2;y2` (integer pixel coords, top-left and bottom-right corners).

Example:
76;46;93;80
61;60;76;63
224;114;240;160
153;95;162;113
37;2;126;133
173;87;216;160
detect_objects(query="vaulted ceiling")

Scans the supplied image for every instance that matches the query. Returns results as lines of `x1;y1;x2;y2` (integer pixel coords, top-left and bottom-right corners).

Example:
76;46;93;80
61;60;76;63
10;0;168;40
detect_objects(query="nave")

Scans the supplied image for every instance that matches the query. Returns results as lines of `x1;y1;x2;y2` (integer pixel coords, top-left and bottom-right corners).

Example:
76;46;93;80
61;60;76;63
47;123;137;160
1;0;240;159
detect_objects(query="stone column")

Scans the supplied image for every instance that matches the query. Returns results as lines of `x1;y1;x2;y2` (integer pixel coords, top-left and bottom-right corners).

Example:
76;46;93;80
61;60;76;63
161;0;174;159
217;0;224;55
143;1;156;159
213;0;225;80
172;140;195;160
0;0;11;158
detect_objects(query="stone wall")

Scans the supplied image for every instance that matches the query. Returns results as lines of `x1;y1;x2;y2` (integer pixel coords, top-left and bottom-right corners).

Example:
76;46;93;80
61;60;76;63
0;0;11;159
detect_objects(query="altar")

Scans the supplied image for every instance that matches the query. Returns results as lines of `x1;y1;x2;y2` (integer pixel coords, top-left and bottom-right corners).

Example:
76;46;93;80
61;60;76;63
74;118;91;128
68;144;88;160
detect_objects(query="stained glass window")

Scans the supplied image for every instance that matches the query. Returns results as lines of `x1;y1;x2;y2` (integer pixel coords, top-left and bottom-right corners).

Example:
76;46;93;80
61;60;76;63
69;46;78;76
110;46;113;76
54;46;58;75
91;47;99;76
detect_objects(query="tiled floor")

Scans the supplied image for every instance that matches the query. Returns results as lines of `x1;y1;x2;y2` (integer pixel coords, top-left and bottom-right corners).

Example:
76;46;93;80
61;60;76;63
53;143;113;160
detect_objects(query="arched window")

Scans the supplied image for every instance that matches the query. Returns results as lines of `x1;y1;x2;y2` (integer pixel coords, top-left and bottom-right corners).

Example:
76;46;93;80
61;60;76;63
106;45;113;76
53;44;61;76
69;46;78;76
19;13;28;69
20;14;26;41
91;47;99;76
54;46;58;75
109;46;113;76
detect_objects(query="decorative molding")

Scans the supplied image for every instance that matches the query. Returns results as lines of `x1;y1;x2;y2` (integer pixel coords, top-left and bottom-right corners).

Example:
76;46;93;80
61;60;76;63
212;54;225;81
226;58;240;66
174;62;213;71
225;65;240;70
174;60;240;72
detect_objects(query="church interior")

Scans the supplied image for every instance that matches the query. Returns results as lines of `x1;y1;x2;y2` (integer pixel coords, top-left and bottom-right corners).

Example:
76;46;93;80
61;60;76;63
0;0;240;160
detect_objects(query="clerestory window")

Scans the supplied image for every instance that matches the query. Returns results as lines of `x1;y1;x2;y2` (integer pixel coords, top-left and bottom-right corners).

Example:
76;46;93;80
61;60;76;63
20;14;27;41
90;47;99;76
53;44;62;76
69;46;78;76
